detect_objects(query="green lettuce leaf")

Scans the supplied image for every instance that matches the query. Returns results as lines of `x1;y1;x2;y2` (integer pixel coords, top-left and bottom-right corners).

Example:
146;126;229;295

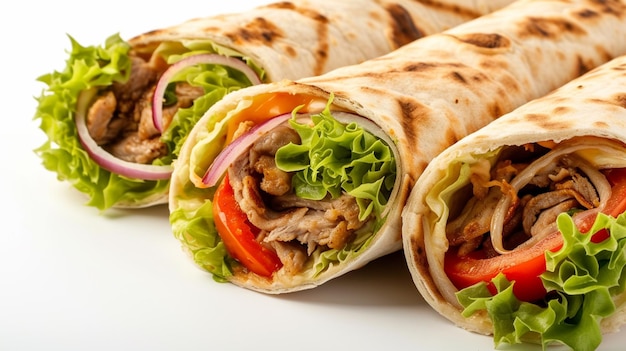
457;212;626;351
170;196;233;281
33;35;263;210
275;101;396;221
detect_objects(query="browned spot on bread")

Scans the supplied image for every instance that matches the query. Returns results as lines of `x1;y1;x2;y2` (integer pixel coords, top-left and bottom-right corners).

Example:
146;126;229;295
479;57;510;71
613;63;626;72
291;7;330;76
404;61;467;73
614;94;626;108
403;62;437;72
369;9;382;22
454;33;511;49
450;71;467;84
551;106;573;115
594;121;610;129
410;235;427;267
385;4;425;48
224;17;284;45
525;113;547;122
230;3;330;75
526;112;572;130
594;45;614;64
397;98;420;145
497;74;522;96
283;45;297;57
578;55;599;76
592;0;626;16
395;0;484;19
489;99;505;120
444;126;460;146
575;8;599;19
263;1;295;10
517;17;586;39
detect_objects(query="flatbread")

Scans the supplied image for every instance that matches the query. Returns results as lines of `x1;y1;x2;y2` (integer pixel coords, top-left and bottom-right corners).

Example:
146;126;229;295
169;0;626;293
34;0;514;210
402;54;626;345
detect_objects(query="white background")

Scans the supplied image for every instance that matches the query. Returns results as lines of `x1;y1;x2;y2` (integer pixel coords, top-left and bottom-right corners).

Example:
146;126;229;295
1;1;624;350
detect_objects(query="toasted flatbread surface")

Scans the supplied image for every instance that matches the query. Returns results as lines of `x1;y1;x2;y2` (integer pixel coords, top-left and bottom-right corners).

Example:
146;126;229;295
35;0;514;210
170;0;626;292
402;52;626;339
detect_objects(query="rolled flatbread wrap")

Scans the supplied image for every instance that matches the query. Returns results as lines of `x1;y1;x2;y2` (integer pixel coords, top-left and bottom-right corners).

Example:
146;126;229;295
169;0;626;293
402;54;626;349
33;0;512;210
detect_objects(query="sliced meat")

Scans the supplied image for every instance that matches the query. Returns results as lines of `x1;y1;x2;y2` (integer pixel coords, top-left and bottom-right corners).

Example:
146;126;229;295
135;82;204;139
227;122;368;263
253;155;292;196
522;190;579;235
530;198;579;237
249;124;300;196
265;209;352;255
446;186;502;246
250;125;300;157
270;241;307;275
234;172;309;231
85;53;208;165
87;91;121;145
554;172;600;208
523;164;600;236
111;55;159;117
447;160;522;248
104;134;167;164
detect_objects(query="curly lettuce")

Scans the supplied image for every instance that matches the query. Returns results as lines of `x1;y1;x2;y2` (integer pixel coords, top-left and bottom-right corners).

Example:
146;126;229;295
457;212;626;351
275;102;396;221
34;34;263;210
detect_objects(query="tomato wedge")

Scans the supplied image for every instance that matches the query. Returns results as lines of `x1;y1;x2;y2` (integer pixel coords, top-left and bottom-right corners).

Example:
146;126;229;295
445;167;626;302
213;174;283;277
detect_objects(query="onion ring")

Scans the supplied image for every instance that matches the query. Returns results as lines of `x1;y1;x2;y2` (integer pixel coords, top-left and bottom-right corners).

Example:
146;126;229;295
152;54;262;133
201;113;293;187
75;89;173;180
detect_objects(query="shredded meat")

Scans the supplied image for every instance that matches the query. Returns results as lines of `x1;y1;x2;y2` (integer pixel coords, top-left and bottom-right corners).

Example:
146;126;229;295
85;53;203;165
136;83;204;140
446;186;502;246
446;160;521;247
270;241;307;275
248;125;300;196
87;91;121;145
105;134;167;164
227;124;369;271
447;150;603;256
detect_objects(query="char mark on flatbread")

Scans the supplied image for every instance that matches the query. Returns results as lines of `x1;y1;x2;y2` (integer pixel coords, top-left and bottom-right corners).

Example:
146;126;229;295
385;4;426;47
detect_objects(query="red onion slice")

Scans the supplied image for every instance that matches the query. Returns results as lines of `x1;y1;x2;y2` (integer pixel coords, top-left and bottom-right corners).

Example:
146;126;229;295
201;113;293;187
152;54;262;133
75;89;173;180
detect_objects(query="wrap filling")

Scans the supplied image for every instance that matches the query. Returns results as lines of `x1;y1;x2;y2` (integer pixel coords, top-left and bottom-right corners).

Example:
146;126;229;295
424;136;626;350
35;34;263;209
170;98;400;282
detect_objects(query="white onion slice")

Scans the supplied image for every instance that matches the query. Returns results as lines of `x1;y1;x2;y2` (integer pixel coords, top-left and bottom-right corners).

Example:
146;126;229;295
75;89;173;180
152;54;262;133
201;113;293;187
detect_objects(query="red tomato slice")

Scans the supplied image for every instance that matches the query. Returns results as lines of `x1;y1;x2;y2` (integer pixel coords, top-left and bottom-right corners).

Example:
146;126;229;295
445;167;626;302
445;231;562;302
213;174;282;277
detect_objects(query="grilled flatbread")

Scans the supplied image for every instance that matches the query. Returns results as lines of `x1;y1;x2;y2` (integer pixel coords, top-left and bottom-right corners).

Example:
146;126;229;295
34;0;511;210
169;0;626;293
402;55;626;349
